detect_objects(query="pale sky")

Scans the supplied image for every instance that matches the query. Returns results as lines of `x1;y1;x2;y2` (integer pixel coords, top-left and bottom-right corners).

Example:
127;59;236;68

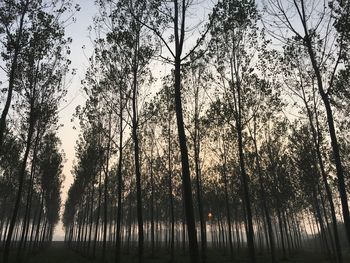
54;0;96;240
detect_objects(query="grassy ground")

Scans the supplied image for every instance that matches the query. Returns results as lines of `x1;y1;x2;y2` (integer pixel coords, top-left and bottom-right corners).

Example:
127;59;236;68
2;242;348;263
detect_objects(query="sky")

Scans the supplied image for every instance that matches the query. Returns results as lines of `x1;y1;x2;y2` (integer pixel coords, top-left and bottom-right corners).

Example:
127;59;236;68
54;0;96;240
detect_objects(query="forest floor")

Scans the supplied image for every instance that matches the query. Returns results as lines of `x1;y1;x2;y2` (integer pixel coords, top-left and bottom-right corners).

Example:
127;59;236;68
2;242;348;263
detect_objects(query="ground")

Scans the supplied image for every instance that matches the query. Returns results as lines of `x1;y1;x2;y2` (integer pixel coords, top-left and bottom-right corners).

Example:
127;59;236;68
2;242;347;262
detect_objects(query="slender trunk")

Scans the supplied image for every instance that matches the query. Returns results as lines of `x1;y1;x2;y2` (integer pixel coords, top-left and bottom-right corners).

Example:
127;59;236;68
235;210;241;251
252;135;276;263
149;141;155;257
28;207;38;251
314;193;332;258
174;51;198;263
173;1;198;261
82;204;89;256
277;208;287;260
93;170;103;259
282;212;292;255
115;89;124;263
3;101;36;263
87;184;95;257
167;103;175;263
230;41;255;262
222;141;234;259
40;219;47;248
194;84;207;263
131;39;144;263
102;112;112;262
17;128;41;259
301;8;350;245
77;214;83;253
33;192;44;251
237;127;255;263
126;196;132;254
301;79;343;262
318;185;337;260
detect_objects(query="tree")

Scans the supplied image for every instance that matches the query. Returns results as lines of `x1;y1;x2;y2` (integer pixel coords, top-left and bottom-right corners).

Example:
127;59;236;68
107;1;154;261
2;1;71;261
209;1;260;261
139;1;215;261
264;0;350;247
0;0;30;151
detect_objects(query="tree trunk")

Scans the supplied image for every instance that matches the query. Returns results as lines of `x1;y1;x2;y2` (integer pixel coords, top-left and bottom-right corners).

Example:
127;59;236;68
301;78;343;263
115;88;124;263
87;184;95;257
3;98;36;263
33;192;44;251
301;6;350;246
173;1;199;262
131;39;144;263
102;112;112;262
93;170;103;259
236;125;256;263
149;139;155;257
174;54;199;263
194;84;207;263
17;127;41;260
277;208;287;260
222;141;234;260
167;101;175;263
252;133;276;263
